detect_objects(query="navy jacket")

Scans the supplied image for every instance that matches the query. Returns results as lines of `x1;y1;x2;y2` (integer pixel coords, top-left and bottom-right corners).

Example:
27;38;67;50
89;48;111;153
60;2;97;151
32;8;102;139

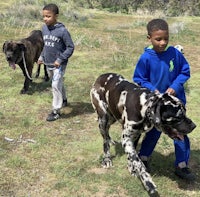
39;22;74;69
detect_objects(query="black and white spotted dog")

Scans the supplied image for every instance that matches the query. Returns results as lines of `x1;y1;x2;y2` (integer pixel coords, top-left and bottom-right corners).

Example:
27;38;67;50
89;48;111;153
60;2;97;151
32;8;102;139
90;73;196;196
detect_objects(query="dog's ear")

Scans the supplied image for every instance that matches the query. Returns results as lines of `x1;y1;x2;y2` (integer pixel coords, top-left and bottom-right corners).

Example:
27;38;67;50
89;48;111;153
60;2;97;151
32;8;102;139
2;41;8;53
153;101;162;125
17;42;26;52
152;97;163;126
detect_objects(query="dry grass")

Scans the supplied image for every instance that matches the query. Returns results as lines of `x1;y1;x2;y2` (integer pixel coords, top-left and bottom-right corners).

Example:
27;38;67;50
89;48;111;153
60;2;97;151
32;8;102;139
0;8;200;197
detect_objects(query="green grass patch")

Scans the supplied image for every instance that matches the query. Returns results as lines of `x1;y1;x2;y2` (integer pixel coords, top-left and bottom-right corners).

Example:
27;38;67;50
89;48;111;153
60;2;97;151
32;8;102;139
0;3;200;197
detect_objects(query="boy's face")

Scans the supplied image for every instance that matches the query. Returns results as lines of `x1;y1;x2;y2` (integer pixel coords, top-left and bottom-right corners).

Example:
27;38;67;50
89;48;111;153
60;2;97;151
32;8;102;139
42;10;58;26
147;29;169;53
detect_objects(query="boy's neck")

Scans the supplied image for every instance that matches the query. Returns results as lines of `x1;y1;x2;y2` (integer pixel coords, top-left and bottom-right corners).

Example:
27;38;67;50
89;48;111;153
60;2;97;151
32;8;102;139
147;45;169;51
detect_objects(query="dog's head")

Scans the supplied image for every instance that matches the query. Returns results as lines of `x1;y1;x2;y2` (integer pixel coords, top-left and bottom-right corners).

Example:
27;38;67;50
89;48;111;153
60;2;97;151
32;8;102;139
150;93;196;139
2;41;26;69
174;45;184;54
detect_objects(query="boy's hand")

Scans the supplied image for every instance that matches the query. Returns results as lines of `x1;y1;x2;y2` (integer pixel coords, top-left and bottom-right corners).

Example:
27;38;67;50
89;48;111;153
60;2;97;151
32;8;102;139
54;61;60;68
166;88;176;96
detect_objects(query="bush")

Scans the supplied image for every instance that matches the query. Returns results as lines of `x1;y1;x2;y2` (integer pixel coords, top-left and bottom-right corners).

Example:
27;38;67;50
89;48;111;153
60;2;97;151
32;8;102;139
80;0;200;16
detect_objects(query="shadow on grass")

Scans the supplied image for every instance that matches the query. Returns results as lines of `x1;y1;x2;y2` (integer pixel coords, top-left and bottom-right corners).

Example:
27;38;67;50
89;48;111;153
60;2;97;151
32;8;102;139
113;141;200;192
27;80;51;94
61;101;94;119
150;149;200;192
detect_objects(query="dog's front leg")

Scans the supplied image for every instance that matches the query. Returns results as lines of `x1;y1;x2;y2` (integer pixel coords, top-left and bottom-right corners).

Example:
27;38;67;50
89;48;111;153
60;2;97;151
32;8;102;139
19;63;32;94
21;77;31;94
121;127;159;197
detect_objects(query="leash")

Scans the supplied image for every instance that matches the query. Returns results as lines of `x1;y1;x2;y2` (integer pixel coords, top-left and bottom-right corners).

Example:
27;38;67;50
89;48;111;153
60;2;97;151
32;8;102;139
22;51;33;80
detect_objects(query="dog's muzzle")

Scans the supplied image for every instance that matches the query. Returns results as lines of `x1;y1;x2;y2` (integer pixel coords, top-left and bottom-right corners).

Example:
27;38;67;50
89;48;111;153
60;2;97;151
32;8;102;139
163;117;196;140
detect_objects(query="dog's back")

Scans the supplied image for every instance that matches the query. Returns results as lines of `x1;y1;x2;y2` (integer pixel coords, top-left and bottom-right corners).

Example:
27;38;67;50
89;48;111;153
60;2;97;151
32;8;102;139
28;30;43;43
21;30;44;63
92;73;151;121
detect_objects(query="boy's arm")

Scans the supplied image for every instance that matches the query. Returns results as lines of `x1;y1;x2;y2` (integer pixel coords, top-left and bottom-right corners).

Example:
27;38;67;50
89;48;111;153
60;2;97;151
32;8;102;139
169;56;190;93
133;58;156;92
56;28;75;65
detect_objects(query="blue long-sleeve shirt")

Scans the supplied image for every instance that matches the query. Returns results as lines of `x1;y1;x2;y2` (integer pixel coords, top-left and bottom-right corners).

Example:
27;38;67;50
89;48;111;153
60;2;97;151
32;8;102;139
39;22;74;69
133;46;190;104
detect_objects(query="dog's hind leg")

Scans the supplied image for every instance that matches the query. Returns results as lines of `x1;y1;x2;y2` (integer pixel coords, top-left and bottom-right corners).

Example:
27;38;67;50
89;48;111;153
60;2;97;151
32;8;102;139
43;64;49;81
98;113;116;168
121;126;159;196
90;87;115;168
35;64;49;81
35;64;41;78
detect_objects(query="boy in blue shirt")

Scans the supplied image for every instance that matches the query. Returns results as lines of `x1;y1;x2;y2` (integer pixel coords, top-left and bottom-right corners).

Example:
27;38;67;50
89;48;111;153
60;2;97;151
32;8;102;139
133;18;195;181
38;3;74;121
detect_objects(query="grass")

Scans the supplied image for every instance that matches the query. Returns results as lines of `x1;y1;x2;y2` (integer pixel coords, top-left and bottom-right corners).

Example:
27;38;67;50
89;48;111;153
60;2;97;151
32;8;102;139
0;5;200;197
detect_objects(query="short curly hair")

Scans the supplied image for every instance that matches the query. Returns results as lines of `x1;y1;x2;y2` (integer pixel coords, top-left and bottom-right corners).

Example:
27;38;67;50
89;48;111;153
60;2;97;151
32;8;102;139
147;19;168;36
43;3;59;15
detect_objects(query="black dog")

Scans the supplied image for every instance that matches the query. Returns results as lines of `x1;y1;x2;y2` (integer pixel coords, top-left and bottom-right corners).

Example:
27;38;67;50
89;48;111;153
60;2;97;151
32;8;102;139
90;73;196;196
3;30;49;94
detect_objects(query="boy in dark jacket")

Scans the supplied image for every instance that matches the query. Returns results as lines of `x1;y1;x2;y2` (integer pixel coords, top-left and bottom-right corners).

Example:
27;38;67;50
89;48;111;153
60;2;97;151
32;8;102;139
133;18;195;181
38;3;74;121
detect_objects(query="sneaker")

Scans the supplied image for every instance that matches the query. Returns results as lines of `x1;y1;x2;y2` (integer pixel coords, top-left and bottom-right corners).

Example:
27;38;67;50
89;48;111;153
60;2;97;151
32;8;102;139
62;99;68;107
175;167;196;181
46;111;60;121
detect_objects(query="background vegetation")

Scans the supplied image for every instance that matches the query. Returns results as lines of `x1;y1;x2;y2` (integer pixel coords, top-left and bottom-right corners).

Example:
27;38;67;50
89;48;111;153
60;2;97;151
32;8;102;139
84;0;200;16
0;0;200;196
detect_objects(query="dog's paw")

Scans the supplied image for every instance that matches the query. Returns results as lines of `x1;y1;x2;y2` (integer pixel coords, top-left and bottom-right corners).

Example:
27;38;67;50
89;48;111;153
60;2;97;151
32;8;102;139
148;190;160;197
20;89;28;94
102;157;112;168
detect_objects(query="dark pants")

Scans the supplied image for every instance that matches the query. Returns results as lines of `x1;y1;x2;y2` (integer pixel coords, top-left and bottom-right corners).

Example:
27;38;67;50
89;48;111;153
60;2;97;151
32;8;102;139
139;127;190;167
